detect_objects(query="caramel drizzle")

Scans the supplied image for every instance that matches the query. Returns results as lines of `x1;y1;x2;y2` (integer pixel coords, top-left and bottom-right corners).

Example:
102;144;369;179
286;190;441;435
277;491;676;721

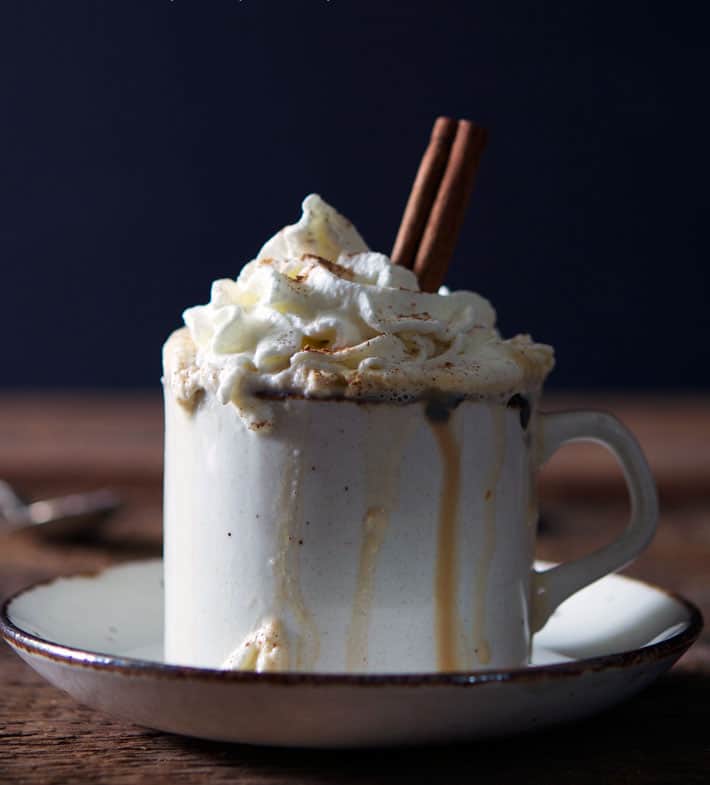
346;506;389;670
433;419;462;671
273;447;320;669
346;408;415;671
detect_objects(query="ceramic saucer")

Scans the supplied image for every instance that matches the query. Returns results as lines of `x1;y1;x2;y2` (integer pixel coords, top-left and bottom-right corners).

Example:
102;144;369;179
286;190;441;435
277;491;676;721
1;559;701;748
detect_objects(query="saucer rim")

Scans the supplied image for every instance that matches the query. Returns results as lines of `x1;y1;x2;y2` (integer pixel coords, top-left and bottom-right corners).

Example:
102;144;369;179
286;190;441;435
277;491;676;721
1;559;703;688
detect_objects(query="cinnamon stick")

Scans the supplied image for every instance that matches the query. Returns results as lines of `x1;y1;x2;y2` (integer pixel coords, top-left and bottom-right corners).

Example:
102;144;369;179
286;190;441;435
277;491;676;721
391;117;457;270
414;120;488;292
392;117;488;292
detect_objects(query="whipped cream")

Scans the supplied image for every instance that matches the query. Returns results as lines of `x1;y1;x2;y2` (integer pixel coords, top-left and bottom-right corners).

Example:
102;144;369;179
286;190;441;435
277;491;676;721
164;195;554;427
221;618;289;672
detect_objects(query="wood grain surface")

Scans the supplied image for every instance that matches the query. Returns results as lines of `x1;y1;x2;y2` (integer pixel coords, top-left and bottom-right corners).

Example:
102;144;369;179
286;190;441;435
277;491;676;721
0;393;708;784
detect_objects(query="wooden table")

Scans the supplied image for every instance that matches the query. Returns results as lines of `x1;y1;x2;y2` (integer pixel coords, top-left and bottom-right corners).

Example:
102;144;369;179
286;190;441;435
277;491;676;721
1;393;708;784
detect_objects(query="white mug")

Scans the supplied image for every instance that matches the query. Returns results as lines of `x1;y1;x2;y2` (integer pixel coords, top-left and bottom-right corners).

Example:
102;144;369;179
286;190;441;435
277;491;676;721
163;391;657;673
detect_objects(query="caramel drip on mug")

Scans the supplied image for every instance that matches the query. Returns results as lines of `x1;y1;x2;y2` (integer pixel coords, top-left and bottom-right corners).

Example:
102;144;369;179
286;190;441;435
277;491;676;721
433;419;462;672
346;407;415;671
471;406;506;665
273;446;320;669
346;506;389;670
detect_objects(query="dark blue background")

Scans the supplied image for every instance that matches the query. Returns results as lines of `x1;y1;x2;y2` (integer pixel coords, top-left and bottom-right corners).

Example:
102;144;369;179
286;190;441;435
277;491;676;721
1;1;708;390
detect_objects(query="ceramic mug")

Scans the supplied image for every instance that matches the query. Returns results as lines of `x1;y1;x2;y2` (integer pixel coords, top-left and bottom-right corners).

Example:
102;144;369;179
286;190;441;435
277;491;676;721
163;391;658;673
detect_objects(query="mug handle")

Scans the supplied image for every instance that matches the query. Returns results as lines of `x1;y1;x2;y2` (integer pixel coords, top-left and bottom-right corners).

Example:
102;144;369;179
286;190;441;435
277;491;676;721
530;410;658;633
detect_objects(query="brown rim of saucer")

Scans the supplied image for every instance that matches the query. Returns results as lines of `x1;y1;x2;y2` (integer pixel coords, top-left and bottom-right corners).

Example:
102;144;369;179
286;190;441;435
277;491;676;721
0;564;703;687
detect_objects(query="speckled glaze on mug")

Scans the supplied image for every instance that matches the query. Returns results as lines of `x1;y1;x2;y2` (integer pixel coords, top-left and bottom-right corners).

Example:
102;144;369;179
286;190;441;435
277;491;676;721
163;391;658;673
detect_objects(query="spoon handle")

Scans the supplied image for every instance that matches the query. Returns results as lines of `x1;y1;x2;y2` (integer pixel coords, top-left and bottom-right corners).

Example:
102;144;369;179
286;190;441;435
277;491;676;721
0;488;121;534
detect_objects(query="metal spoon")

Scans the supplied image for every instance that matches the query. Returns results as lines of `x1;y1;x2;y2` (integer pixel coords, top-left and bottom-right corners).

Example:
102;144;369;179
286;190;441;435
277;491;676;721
0;480;121;539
